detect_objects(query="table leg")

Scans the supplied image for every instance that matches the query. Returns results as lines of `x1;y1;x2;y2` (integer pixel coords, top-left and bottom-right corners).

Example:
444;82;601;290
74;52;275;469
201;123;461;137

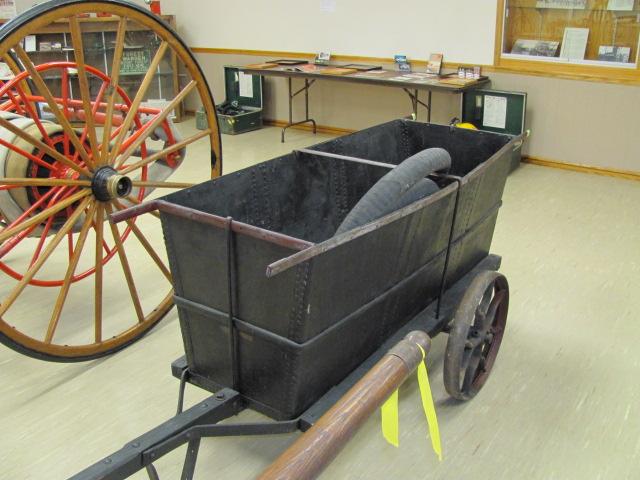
288;77;293;125
403;88;431;122
281;78;317;143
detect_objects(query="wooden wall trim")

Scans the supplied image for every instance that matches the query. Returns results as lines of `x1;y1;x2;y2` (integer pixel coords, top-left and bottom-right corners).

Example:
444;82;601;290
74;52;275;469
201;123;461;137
522;156;640;182
494;0;505;68
190;47;431;67
190;47;640;86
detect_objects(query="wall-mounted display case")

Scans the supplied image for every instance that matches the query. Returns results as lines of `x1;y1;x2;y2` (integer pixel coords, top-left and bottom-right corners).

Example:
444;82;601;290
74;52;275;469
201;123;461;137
496;0;640;81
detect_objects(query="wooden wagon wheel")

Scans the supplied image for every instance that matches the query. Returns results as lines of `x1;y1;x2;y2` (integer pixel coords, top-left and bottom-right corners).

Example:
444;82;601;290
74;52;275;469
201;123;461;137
0;0;221;361
443;271;509;400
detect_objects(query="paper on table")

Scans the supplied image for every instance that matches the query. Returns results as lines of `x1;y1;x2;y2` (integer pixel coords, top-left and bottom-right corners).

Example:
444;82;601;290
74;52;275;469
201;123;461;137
239;72;254;98
483;95;507;129
560;28;589;60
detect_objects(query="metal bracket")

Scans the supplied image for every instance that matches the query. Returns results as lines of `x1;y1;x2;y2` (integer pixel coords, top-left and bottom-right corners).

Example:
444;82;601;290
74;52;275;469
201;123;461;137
142;420;300;480
428;173;463;320
70;390;244;480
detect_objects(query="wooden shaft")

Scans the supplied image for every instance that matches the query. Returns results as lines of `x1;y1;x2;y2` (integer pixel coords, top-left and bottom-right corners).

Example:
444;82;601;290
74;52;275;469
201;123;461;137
69;16;100;166
100;17;127;166
258;331;432;480
0;189;90;244
0;115;91;177
107;41;169;166
114;80;196;169
120;128;211;175
13;44;93;167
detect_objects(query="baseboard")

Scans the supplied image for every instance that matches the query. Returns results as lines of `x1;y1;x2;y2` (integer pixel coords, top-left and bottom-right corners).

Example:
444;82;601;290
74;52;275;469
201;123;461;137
522;156;640;182
263;119;356;137
260;122;639;182
193;113;639;182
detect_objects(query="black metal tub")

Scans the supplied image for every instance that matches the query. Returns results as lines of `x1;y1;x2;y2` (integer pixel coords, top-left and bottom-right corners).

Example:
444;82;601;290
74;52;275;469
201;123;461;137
157;119;517;420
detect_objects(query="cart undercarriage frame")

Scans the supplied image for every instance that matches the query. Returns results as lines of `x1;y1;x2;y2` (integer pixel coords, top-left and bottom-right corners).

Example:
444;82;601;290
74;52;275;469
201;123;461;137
73;254;502;480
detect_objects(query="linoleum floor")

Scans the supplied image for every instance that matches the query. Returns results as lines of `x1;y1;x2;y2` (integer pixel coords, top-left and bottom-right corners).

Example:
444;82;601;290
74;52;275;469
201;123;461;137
1;121;639;479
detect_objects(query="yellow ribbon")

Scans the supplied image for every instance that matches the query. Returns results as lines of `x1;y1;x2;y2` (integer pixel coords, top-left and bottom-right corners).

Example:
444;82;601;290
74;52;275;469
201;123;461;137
381;344;442;461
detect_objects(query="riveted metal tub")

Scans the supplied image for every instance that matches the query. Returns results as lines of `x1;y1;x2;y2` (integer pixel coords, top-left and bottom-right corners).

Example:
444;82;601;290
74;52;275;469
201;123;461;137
156;119;518;420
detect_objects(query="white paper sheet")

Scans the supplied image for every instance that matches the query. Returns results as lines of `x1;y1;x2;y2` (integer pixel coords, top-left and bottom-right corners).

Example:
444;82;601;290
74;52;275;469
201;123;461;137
483;95;507;130
320;0;336;13
607;0;634;10
560;27;589;60
239;72;254;98
0;0;16;19
24;35;37;52
0;62;14;80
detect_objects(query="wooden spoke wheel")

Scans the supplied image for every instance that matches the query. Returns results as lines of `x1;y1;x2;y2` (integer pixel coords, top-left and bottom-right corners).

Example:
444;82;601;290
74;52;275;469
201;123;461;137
0;0;221;361
443;271;509;400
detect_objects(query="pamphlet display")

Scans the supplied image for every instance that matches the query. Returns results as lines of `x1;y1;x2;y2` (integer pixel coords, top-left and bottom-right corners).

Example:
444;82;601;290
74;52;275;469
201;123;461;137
394;54;411;72
426;53;443;75
314;52;331;66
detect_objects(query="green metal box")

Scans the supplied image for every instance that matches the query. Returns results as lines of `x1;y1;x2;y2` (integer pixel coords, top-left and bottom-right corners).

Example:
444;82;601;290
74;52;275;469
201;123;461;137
462;89;527;171
216;66;264;135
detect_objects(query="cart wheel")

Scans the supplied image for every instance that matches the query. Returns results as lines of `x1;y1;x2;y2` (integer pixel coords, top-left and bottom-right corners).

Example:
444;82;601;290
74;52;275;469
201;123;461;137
0;0;221;361
443;271;509;400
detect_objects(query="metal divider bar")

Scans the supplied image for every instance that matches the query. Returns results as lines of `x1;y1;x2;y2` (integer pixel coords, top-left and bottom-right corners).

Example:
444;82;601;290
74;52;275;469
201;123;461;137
296;148;395;169
226;217;240;390
109;199;314;252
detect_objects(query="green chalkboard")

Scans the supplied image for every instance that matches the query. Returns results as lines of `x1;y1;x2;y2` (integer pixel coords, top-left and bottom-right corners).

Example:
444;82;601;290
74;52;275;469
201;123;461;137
462;89;527;137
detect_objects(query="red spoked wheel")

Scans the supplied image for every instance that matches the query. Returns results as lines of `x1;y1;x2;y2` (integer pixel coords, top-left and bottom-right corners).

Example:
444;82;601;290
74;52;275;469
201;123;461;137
0;0;221;361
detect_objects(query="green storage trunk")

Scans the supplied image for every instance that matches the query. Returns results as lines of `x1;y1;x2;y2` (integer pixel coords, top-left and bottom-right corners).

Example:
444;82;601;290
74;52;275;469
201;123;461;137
216;66;264;135
462;89;527;171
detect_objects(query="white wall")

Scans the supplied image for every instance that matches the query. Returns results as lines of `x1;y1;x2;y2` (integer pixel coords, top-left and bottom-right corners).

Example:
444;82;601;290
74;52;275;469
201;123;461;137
13;1;497;64
7;0;640;172
175;0;498;64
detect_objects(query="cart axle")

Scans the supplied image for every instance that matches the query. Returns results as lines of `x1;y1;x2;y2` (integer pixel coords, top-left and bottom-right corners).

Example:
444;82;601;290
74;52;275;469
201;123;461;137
91;166;132;202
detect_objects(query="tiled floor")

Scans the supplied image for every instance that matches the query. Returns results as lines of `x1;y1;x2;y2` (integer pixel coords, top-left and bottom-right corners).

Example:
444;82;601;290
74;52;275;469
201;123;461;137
1;121;639;479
